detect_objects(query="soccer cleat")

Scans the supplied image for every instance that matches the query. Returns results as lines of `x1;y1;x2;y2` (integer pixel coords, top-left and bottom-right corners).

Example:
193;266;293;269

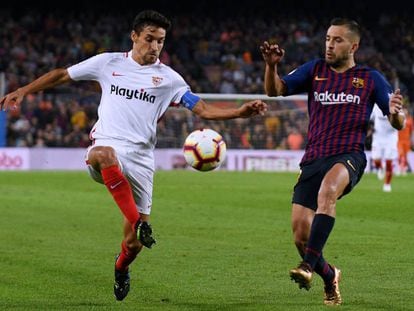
383;184;392;192
114;255;130;301
289;262;313;290
377;168;385;180
324;266;342;305
135;221;156;248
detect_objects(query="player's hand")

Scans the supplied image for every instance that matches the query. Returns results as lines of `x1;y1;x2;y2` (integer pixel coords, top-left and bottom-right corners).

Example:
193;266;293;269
389;89;403;115
239;100;268;117
0;89;24;111
260;41;285;67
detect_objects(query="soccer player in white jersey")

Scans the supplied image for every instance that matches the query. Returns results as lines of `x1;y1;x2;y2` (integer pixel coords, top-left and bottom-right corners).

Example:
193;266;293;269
370;104;399;192
0;10;267;301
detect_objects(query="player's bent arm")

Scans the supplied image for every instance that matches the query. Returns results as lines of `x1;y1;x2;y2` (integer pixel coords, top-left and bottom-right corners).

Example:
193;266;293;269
264;65;286;97
387;89;405;130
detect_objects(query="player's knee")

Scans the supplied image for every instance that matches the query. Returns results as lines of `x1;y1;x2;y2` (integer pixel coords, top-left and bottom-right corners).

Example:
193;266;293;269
88;146;118;169
318;184;339;209
319;182;338;198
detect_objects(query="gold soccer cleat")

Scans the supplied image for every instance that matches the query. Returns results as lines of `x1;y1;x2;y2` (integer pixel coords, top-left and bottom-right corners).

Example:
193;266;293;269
289;262;313;290
323;266;342;305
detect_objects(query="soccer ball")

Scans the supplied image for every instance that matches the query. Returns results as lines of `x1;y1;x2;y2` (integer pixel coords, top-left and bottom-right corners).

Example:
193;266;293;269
183;129;227;172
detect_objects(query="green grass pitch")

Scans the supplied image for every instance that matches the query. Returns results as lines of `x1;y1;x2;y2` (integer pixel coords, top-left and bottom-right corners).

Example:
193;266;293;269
0;170;413;310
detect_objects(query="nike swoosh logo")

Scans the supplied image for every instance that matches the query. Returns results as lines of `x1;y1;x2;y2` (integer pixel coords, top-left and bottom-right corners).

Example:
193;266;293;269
346;160;356;171
315;76;328;81
112;72;124;76
110;180;123;189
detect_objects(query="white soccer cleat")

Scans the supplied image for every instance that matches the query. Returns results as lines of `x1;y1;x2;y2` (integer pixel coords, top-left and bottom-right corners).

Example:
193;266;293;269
377;168;385;180
383;184;392;192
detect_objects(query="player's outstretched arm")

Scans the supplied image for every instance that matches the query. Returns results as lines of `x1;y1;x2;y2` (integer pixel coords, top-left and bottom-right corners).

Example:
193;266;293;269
388;89;405;130
0;68;72;111
192;99;267;120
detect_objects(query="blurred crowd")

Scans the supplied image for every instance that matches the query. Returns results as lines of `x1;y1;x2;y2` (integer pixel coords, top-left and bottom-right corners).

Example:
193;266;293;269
1;4;413;149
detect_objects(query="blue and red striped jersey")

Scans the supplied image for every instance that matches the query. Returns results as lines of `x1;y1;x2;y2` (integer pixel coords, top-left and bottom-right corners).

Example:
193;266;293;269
282;58;392;164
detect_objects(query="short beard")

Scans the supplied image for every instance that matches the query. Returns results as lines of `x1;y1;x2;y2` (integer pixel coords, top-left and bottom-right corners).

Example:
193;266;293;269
326;55;349;69
143;54;158;65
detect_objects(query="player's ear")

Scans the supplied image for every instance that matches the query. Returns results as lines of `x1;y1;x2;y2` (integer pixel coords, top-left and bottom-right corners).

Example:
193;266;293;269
131;30;138;43
350;42;359;55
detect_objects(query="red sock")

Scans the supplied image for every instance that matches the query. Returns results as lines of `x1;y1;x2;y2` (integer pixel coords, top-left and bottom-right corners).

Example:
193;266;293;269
374;159;382;170
116;240;138;272
101;165;140;228
385;159;393;184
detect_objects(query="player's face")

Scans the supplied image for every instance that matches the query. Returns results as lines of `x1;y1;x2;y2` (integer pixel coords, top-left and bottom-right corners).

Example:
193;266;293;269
131;26;166;65
325;25;358;69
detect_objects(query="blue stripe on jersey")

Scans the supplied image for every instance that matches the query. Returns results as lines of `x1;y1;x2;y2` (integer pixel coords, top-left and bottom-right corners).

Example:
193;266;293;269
282;59;393;164
180;91;200;110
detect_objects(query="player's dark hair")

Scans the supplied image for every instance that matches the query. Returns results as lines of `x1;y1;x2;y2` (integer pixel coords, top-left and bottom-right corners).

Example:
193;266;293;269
133;10;171;33
330;17;361;39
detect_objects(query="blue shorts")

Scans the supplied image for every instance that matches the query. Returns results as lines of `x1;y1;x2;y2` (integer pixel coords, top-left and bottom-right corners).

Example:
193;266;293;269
292;152;367;211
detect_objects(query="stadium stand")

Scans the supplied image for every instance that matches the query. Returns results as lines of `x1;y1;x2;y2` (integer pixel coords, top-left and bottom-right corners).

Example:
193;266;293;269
1;1;413;149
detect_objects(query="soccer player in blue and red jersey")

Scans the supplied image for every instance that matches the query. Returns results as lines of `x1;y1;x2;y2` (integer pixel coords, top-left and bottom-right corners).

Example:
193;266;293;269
260;18;405;305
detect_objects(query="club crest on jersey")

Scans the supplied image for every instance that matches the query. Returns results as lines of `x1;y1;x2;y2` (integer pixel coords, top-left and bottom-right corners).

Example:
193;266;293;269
152;76;163;87
352;77;364;88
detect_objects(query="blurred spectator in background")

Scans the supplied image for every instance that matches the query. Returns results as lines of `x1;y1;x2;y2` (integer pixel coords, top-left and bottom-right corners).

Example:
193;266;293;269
370;105;399;192
1;5;413;149
397;106;413;175
286;127;304;150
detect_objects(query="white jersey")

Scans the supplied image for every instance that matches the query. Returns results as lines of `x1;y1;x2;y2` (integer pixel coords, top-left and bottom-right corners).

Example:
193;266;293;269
67;51;190;149
370;104;398;159
370;105;398;145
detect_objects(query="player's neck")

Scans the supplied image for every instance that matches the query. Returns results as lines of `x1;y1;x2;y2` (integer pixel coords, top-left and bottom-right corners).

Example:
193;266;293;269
131;51;145;66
